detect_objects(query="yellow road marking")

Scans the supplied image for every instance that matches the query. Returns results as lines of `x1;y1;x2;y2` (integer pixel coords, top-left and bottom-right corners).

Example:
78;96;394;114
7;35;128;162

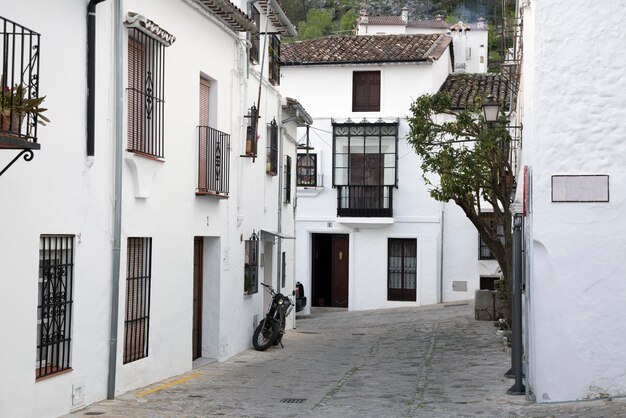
136;372;203;397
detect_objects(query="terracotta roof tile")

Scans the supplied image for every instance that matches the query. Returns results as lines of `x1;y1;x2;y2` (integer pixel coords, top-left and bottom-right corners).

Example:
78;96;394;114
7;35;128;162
438;74;512;110
281;34;451;65
407;20;451;30
365;16;406;26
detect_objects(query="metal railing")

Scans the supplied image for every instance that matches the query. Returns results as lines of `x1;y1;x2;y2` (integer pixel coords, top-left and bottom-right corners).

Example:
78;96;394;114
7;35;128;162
0;16;41;143
337;185;393;217
197;126;230;196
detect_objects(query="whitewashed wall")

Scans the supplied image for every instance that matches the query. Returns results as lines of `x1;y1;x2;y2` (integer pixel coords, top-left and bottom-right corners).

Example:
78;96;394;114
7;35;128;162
522;0;626;402
282;53;482;312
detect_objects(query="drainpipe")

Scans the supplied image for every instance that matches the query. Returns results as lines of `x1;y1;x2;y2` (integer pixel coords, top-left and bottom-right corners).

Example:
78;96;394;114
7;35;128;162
276;99;283;290
107;0;124;400
87;0;108;157
507;213;525;395
439;208;444;303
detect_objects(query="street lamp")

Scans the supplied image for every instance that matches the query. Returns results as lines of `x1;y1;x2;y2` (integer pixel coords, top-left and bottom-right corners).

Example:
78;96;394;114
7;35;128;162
482;95;500;124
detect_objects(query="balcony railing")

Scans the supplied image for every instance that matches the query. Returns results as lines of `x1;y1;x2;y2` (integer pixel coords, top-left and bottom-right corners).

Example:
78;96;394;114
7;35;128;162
0;16;41;148
336;185;393;217
197;126;230;197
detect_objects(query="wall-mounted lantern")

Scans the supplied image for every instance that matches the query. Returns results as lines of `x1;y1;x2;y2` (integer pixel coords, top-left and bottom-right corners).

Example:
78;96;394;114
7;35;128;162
482;95;500;124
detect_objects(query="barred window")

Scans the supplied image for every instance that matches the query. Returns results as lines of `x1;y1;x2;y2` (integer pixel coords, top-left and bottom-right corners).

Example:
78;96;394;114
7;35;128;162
268;34;280;86
127;28;166;158
266;119;278;175
297;153;317;187
388;238;417;302
37;235;74;379
244;233;259;295
249;6;260;63
284;155;292;203
479;212;504;260
124;237;152;364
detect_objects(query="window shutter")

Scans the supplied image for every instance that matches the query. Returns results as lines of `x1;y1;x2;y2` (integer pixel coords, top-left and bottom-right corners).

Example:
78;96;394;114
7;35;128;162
127;38;145;152
198;79;210;192
352;71;380;112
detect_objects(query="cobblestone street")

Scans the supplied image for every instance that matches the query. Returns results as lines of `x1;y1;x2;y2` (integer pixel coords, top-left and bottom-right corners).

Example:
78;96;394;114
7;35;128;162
70;303;626;417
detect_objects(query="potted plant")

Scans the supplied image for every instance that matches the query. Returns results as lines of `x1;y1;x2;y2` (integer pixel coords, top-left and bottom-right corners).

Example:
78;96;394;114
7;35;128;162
1;84;50;135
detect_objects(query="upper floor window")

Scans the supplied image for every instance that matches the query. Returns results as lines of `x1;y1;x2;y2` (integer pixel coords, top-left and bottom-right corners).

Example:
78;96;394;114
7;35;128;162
37;235;74;379
249;6;260;64
284;155;292;203
297;153;317;187
127;29;166;158
266;119;278;175
268;34;280;86
333;122;397;217
352;71;380;112
479;212;504;260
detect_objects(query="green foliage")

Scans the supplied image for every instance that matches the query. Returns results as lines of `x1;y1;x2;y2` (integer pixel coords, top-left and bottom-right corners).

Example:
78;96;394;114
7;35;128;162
297;9;335;40
407;90;514;314
339;9;358;33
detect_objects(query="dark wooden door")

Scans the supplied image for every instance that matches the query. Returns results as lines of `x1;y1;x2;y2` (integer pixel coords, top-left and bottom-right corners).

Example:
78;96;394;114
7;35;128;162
331;235;349;307
192;237;203;360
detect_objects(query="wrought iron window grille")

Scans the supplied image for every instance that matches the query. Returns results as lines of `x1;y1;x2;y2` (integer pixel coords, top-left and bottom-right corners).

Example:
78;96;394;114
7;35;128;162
284;155;292;203
124;237;152;364
0;16;42;177
248;6;260;64
388;238;417;301
266;119;278;175
244;231;259;295
197;126;230;197
127;28;166;159
268;34;280;86
478;212;504;260
37;235;74;379
296;153;317;187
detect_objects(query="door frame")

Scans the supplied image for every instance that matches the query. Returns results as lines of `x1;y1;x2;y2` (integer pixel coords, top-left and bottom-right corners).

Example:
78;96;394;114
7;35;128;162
192;237;203;360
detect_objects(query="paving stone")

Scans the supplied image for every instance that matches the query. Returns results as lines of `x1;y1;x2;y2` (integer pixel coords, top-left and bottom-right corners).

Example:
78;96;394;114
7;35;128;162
67;303;626;418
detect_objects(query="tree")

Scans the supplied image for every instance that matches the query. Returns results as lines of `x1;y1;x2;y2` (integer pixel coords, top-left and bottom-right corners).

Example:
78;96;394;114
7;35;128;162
339;9;358;33
406;92;514;317
297;9;335;40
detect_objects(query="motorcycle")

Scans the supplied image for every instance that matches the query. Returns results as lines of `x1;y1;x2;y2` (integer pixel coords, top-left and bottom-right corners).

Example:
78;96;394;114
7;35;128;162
252;283;294;351
295;281;307;313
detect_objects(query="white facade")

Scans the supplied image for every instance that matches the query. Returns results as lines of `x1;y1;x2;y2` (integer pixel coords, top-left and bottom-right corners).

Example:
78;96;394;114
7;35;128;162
357;15;488;74
281;45;489;313
0;0;302;416
519;0;626;403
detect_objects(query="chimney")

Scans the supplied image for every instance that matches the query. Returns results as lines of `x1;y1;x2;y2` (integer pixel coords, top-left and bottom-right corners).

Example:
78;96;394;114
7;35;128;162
360;6;369;24
401;7;409;24
435;14;443;21
477;16;486;29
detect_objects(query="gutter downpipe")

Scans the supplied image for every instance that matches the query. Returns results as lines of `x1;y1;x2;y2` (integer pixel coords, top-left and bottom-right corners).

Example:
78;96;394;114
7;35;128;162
107;0;124;400
87;0;107;157
277;101;283;291
439;208;444;304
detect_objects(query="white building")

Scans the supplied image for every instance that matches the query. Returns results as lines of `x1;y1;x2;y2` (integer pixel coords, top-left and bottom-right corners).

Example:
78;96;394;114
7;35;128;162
357;8;489;74
517;0;626;403
280;34;491;313
0;0;306;416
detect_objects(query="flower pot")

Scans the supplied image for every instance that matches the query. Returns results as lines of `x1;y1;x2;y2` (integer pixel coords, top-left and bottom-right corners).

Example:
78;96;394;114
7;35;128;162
0;109;24;135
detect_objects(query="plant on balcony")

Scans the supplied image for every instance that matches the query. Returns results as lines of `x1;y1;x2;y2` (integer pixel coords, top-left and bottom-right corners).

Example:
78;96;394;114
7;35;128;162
1;84;50;134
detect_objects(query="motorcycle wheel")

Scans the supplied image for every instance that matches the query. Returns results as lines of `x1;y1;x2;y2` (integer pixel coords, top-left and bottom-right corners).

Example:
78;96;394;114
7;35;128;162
252;319;279;351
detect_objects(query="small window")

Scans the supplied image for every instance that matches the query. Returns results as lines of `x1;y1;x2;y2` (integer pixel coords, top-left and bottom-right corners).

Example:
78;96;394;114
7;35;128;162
388;239;417;301
268;34;280;85
127;29;167;158
284;155;292;203
266;119;278;175
37;235;74;379
124;237;152;364
249;6;260;63
478;212;504;260
352;71;380;112
244;232;259;295
297;153;317;187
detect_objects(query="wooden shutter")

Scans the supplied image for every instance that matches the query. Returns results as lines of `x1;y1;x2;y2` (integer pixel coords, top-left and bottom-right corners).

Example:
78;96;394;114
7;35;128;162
198;78;210;191
128;38;145;152
352;71;380;112
124;238;151;364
